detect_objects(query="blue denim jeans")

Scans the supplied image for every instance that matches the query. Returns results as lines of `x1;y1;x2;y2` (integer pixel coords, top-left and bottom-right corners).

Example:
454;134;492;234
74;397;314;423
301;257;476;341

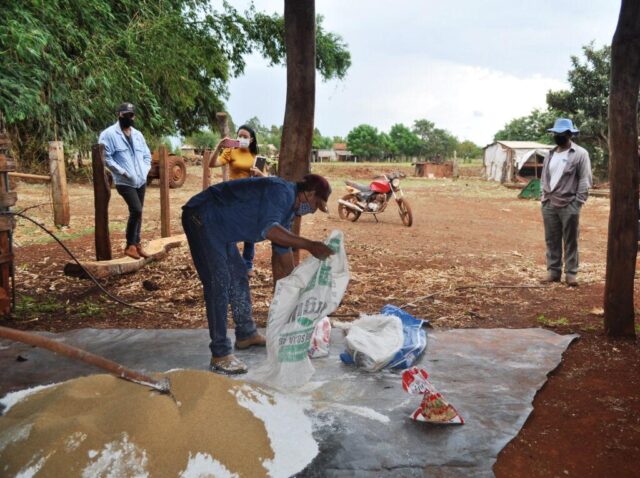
182;207;257;357
242;242;255;270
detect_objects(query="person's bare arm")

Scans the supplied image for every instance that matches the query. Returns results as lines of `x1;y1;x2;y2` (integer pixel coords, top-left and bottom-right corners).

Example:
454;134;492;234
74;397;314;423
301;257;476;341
209;138;229;168
265;225;333;259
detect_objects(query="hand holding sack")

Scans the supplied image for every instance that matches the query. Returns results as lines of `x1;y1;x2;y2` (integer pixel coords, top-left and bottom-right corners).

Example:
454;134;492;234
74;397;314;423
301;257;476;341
252;230;349;389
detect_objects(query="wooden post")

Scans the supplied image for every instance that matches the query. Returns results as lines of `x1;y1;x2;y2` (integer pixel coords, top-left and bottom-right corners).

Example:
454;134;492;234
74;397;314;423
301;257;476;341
159;145;171;238
48;141;70;227
0;119;16;315
202;149;211;190
603;0;640;337
215;112;230;182
92;144;112;261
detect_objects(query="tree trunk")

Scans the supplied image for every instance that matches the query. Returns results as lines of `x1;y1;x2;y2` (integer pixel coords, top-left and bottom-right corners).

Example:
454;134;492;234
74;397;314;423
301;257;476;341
604;0;640;337
273;0;316;281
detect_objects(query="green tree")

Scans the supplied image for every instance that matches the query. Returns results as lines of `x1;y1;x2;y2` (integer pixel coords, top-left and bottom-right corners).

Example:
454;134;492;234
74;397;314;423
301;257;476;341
184;130;221;151
412;119;459;160
457;140;483;161
346;124;384;160
494;109;557;144
312;128;333;149
388;123;421;159
547;43;611;176
0;1;351;169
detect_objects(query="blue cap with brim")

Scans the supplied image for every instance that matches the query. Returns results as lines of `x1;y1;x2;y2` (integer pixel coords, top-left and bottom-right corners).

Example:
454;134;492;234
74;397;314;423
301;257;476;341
547;118;579;134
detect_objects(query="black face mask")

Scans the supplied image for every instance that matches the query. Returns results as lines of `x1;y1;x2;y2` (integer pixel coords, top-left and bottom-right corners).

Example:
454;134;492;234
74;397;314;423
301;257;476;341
119;116;135;129
553;134;569;147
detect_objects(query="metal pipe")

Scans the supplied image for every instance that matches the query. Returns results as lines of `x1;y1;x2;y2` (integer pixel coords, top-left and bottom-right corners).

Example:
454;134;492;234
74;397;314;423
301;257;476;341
337;199;364;212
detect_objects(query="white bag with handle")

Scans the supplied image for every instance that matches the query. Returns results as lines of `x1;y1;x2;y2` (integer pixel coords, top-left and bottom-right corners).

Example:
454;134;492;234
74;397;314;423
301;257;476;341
252;230;349;389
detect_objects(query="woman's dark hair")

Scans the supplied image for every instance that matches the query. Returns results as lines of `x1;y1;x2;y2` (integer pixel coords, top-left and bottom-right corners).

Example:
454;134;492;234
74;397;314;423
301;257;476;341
237;124;258;156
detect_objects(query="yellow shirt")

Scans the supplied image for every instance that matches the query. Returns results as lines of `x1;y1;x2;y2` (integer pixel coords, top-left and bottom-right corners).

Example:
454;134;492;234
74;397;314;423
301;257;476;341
217;148;256;180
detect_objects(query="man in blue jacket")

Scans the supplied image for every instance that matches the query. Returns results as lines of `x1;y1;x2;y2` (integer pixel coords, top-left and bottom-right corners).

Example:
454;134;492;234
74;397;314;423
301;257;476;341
182;174;334;374
99;102;152;259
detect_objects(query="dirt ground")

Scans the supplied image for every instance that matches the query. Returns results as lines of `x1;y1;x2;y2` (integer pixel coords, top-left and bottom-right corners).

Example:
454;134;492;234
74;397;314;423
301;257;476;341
1;163;639;477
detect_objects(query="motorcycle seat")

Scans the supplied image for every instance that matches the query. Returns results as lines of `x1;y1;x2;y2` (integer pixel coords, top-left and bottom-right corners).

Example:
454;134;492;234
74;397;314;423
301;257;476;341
345;180;370;192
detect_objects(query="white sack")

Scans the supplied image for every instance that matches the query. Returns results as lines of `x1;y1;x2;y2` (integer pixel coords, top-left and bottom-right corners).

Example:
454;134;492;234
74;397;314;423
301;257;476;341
253;230;349;389
345;314;404;372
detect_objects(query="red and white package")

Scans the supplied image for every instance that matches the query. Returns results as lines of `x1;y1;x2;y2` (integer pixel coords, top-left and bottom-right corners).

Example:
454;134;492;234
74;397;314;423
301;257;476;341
402;367;464;425
308;317;332;359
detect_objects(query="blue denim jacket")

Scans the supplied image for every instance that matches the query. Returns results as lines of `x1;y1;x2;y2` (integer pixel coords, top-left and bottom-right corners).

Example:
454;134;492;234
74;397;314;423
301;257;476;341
98;122;152;188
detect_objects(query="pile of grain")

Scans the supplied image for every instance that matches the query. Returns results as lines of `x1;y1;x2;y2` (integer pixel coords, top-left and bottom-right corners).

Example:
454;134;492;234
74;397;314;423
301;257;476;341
0;370;316;477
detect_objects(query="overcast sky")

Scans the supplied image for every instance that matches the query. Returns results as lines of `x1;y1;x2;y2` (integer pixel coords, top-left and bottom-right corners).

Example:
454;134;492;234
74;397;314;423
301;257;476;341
219;0;620;146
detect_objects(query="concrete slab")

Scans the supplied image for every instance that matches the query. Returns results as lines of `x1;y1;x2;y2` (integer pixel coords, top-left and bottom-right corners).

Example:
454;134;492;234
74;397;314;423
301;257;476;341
0;327;576;477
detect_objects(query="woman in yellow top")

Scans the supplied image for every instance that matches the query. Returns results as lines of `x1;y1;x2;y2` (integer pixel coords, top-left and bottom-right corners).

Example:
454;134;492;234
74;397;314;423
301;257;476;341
210;125;267;276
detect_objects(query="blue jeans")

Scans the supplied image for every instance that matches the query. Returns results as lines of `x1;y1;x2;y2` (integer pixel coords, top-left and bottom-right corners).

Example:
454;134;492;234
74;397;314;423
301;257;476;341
182;207;257;357
242;242;255;270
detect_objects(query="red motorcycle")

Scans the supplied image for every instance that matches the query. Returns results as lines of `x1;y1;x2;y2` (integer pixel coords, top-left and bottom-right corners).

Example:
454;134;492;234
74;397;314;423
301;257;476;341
337;171;413;226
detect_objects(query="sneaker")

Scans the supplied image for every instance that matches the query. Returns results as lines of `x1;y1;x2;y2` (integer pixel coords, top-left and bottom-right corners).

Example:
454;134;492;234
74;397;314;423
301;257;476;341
210;354;248;374
136;244;151;259
565;274;579;287
539;273;561;284
124;244;141;260
235;333;267;350
247;269;255;278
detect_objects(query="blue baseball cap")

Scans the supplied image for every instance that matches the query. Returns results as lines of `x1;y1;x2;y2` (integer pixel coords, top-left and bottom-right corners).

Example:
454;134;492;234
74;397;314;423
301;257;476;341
547;118;579;134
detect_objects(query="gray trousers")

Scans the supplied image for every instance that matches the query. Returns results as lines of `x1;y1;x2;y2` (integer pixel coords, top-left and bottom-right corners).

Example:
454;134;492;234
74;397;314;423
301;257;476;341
541;200;582;277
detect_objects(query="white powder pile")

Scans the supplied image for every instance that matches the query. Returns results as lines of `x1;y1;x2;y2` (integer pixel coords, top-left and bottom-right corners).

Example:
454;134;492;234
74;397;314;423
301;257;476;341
0;370;318;477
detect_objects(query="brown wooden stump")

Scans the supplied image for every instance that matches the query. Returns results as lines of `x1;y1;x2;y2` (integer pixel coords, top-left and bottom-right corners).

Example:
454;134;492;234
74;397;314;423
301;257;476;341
48;141;70;227
159;146;171;238
215;112;230;182
92;144;112;261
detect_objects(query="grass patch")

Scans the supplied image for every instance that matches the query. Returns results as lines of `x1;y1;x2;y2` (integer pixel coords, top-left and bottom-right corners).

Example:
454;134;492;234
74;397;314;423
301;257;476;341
14;295;65;318
537;314;569;327
72;300;104;318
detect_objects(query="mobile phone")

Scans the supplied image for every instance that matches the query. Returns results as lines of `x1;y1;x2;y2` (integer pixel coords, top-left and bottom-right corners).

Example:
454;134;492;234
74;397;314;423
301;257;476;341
254;155;267;171
223;138;241;148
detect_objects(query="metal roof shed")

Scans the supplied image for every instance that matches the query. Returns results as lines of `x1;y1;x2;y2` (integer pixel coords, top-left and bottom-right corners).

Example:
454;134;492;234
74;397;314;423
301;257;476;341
483;141;553;183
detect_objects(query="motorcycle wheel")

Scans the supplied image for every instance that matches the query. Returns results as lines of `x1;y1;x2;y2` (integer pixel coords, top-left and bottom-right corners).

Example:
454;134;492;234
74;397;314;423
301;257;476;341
397;198;413;227
338;194;362;222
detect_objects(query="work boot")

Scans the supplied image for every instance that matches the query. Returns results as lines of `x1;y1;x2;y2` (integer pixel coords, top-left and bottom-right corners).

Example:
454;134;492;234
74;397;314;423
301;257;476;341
124;244;141;260
539;272;561;284
565;274;579;287
136;243;151;259
235;333;267;350
210;354;248;375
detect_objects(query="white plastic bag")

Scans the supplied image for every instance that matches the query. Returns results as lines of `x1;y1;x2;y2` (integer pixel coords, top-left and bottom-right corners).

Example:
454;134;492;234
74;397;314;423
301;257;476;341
308;317;332;359
345;314;404;372
253;230;349;389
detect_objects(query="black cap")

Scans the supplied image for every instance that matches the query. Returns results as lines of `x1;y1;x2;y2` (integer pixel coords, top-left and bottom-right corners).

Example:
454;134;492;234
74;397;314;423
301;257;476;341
117;102;135;114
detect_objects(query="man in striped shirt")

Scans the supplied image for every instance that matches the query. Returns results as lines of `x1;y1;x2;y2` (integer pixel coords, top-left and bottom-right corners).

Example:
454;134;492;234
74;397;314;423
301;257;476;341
540;118;592;287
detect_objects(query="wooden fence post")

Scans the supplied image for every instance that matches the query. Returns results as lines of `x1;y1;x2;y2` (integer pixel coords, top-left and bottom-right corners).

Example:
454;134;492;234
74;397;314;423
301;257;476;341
159;145;171;237
202;149;211;190
215;112;230;182
48;141;70;227
0;119;16;315
92;144;112;261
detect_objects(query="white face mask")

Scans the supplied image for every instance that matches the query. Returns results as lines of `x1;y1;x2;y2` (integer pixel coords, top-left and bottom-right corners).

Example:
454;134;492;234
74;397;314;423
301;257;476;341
238;137;251;149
